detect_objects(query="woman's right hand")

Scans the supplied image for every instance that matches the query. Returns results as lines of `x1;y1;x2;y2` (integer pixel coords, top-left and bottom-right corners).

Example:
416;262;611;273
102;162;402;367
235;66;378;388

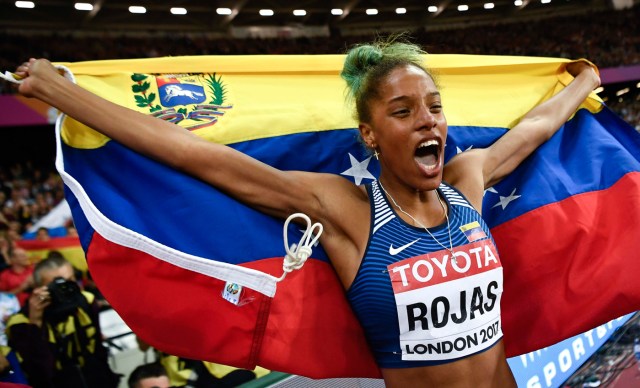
14;58;62;99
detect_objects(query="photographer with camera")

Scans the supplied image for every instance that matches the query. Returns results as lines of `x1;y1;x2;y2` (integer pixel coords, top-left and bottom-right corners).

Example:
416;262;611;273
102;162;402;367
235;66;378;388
5;255;120;388
0;247;34;307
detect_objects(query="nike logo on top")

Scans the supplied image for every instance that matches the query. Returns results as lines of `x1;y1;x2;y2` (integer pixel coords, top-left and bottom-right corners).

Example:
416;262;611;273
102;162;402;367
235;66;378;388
389;238;421;256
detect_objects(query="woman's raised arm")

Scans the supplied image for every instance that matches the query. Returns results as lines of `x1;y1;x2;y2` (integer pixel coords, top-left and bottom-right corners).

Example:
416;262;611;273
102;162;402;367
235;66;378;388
14;58;334;220
445;60;600;211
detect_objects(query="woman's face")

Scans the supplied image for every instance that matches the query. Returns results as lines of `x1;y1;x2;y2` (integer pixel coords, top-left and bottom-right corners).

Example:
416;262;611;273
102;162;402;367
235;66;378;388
360;64;447;191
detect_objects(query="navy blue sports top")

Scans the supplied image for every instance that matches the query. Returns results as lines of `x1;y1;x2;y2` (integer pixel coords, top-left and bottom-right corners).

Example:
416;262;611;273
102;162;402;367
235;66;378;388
346;180;504;368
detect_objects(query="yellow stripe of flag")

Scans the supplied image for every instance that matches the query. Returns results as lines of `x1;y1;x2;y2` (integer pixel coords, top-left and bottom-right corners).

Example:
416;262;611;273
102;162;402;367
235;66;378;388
59;54;602;150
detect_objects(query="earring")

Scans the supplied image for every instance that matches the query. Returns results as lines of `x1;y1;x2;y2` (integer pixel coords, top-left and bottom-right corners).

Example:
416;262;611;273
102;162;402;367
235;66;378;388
373;149;380;160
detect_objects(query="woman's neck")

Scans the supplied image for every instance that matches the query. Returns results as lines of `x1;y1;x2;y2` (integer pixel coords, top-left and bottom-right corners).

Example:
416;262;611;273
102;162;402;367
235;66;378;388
378;178;446;228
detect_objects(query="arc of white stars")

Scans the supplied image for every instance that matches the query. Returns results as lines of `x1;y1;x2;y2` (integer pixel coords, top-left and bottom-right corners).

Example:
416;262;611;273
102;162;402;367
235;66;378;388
456;145;474;154
296;229;320;247
341;153;376;185
491;188;522;210
484;187;498;197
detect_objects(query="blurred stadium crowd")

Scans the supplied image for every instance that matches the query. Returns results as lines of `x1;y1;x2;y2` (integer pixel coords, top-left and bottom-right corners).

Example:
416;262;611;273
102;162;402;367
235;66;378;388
1;5;639;131
0;7;638;64
0;163;64;238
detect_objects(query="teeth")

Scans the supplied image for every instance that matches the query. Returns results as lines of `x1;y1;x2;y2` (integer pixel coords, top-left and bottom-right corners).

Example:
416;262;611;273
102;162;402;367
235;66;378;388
418;139;438;148
416;139;439;170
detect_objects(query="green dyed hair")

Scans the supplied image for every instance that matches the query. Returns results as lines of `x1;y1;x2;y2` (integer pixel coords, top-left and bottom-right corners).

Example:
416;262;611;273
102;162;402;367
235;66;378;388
341;35;431;123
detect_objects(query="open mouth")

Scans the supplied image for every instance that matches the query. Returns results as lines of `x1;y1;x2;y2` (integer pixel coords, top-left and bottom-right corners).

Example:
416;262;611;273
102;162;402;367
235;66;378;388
415;139;440;170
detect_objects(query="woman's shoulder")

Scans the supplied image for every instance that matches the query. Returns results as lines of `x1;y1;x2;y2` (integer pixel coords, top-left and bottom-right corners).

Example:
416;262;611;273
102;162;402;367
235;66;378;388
443;149;487;211
305;172;370;203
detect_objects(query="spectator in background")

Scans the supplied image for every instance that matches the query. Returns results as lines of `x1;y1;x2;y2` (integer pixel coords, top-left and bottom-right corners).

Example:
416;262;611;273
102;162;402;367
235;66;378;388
0;163;65;236
128;362;170;388
6;256;120;388
35;227;49;242
0;291;28;385
0;211;7;230
0;231;13;272
0;248;34;306
0;292;20;347
44;251;90;305
634;337;640;371
136;337;265;388
5;224;22;244
65;224;78;238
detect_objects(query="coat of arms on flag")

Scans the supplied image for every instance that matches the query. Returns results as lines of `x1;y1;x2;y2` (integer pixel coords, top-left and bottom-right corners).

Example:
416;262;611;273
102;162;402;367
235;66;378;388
131;72;232;130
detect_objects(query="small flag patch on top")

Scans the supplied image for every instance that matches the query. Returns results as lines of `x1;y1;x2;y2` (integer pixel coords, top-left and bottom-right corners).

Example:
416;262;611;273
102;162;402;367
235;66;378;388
460;221;487;242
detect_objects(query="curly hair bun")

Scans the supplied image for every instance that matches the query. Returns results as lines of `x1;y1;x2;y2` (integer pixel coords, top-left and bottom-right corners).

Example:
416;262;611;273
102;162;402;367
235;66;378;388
340;35;428;122
341;44;384;99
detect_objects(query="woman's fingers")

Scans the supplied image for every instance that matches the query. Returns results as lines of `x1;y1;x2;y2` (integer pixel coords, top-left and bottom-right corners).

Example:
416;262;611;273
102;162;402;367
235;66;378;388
14;60;33;77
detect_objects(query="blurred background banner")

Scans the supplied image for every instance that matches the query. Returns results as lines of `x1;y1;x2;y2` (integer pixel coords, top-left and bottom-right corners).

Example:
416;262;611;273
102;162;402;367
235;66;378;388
16;236;86;273
508;314;633;388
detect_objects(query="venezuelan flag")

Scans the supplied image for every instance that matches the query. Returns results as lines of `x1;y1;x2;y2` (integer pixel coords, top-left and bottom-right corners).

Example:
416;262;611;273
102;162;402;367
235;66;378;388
459;221;488;242
54;55;640;378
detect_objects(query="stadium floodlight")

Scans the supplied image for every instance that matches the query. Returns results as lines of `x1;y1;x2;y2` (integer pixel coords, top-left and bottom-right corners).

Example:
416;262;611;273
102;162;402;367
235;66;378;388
331;8;343;15
366;8;378;15
259;9;274;16
514;0;523;5
616;87;630;97
15;1;35;8
484;3;495;9
216;8;232;15
541;0;551;3
74;3;93;11
293;9;306;16
396;8;406;14
428;6;438;12
170;7;187;15
129;6;146;14
458;4;469;11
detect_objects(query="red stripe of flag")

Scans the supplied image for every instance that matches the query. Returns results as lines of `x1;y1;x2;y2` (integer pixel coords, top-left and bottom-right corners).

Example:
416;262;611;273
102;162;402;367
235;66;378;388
89;233;380;378
494;172;640;357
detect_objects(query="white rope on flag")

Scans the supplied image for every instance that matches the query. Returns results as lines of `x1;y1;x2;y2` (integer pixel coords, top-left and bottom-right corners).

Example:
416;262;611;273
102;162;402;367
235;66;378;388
277;213;323;282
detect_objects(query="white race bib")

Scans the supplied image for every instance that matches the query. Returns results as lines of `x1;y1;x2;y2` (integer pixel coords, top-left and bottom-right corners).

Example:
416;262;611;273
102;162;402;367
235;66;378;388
388;240;504;361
